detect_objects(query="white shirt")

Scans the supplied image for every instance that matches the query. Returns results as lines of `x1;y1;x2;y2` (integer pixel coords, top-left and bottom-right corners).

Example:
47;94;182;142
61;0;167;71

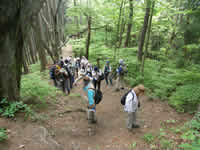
124;90;138;113
92;69;103;80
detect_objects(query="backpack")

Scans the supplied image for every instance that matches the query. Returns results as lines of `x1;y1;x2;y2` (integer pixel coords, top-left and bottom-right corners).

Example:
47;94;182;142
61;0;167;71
49;65;56;79
99;73;105;80
94;89;103;104
120;90;134;105
104;66;109;75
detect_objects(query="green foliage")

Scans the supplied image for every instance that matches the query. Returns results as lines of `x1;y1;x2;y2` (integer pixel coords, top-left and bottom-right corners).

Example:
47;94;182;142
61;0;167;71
129;142;137;149
160;138;173;150
0;98;34;118
21;63;61;103
143;133;155;144
169;83;200;112
0;128;7;142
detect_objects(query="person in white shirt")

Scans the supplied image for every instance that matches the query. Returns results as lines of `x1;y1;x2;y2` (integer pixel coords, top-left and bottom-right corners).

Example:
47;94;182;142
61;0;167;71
124;84;145;131
92;66;103;91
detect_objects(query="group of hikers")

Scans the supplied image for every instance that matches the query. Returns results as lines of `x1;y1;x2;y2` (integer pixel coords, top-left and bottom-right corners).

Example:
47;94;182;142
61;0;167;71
49;56;145;132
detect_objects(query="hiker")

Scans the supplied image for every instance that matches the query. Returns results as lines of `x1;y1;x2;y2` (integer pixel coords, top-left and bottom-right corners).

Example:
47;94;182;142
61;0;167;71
103;61;112;86
64;62;73;89
115;59;127;91
56;63;70;95
86;63;93;77
74;71;97;124
49;64;58;87
124;84;145;131
92;66;104;91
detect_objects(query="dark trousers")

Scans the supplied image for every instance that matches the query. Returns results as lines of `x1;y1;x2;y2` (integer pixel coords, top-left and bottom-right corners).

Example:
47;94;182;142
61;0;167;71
105;73;112;85
69;75;73;89
62;78;70;95
52;78;57;87
93;80;101;91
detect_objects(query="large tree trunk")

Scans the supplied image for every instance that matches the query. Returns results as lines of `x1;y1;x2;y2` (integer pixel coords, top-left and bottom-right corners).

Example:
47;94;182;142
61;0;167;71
0;0;46;101
124;0;133;47
137;0;151;61
85;16;91;59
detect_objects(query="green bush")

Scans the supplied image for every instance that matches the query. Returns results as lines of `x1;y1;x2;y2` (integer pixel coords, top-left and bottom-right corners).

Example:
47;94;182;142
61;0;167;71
0;128;7;142
143;133;155;144
0;98;34;118
169;83;200;112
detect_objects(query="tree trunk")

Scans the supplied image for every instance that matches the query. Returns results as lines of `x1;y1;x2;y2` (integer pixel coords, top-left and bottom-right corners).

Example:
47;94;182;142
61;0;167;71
114;0;125;60
0;27;23;102
35;15;47;72
22;49;29;74
73;0;79;30
124;0;133;47
119;18;126;48
85;16;91;59
137;0;151;61
141;1;155;77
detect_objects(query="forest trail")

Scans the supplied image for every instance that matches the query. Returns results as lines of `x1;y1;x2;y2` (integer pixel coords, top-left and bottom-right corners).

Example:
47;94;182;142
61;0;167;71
0;45;192;150
43;45;192;150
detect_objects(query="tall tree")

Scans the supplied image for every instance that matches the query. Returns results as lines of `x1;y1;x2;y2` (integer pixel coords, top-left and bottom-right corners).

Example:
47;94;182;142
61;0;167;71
138;0;151;61
85;16;92;59
141;0;155;77
124;0;133;47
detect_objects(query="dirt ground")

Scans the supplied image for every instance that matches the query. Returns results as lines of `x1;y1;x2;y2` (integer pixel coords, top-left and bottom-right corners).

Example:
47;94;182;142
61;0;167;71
0;45;192;150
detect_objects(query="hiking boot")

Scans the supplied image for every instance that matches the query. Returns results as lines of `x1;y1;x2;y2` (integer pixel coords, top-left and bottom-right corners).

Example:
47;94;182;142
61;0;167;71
132;124;140;128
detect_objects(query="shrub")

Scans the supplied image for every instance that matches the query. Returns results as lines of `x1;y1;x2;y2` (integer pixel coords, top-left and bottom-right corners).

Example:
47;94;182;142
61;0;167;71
0;128;7;142
143;133;155;144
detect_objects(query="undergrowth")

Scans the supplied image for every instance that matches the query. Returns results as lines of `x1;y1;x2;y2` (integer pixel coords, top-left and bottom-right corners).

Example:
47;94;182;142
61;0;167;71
0;128;7;142
21;63;62;104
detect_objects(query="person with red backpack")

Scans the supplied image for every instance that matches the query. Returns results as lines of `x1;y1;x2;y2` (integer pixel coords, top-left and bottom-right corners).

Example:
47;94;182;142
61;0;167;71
122;84;145;131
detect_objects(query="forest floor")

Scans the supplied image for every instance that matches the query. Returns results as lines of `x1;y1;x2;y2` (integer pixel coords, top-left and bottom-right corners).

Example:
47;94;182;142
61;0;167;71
0;45;193;150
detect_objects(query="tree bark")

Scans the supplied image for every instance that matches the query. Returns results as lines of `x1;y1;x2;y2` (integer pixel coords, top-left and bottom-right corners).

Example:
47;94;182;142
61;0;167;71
85;16;92;59
114;0;125;60
137;0;151;61
141;1;155;77
124;0;133;47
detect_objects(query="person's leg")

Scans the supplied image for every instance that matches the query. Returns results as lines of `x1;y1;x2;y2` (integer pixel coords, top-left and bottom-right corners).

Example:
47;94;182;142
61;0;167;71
88;109;96;124
93;80;97;90
69;75;73;89
97;80;101;91
61;80;65;93
132;111;140;128
87;90;96;124
126;112;133;131
115;76;120;91
53;78;57;87
108;73;112;85
65;78;70;95
121;75;125;89
105;74;109;85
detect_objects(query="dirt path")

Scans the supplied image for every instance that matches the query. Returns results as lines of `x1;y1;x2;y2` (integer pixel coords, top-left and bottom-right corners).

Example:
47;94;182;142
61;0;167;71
0;45;192;150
